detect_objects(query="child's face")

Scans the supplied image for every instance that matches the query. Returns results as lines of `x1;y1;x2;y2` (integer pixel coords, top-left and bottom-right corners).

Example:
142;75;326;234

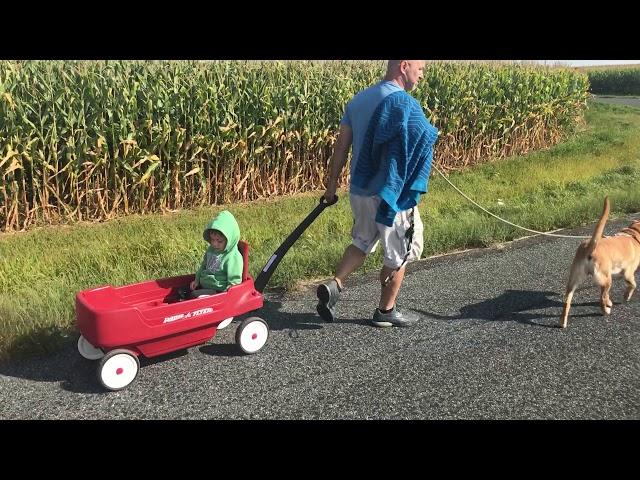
209;230;227;251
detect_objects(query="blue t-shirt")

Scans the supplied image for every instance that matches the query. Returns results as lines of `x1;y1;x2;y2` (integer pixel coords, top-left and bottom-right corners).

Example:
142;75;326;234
341;80;403;196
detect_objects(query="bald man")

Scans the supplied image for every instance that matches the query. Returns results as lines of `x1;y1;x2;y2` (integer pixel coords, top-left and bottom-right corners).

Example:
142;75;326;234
317;60;439;328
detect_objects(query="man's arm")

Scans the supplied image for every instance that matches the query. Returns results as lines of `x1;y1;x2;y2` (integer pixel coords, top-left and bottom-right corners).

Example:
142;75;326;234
323;123;353;202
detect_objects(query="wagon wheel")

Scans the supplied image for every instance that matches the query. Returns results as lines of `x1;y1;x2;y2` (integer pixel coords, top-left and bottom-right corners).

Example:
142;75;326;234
217;317;234;330
77;335;105;360
235;317;269;354
97;349;140;391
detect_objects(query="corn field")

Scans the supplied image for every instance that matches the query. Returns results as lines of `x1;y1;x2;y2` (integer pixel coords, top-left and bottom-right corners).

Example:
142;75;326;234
0;60;589;232
586;66;640;95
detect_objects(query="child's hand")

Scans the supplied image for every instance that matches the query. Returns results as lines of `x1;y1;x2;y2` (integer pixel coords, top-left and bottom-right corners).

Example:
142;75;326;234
190;280;197;290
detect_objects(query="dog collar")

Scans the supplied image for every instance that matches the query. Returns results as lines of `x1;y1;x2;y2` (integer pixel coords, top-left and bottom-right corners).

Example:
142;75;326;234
619;227;640;246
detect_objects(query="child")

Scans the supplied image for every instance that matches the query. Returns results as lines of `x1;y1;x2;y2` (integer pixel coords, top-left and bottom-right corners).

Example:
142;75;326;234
186;210;243;298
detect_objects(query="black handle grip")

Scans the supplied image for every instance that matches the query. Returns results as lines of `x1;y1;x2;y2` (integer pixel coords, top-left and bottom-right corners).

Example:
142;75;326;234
320;194;339;206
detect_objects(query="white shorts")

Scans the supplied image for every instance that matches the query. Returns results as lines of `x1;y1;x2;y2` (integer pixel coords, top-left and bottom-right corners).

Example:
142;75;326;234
349;194;424;269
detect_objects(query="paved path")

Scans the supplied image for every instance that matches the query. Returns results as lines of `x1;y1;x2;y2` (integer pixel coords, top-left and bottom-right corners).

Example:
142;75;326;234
592;95;640;108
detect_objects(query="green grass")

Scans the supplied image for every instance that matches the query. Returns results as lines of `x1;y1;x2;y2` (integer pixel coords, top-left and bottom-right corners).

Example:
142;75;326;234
1;100;640;362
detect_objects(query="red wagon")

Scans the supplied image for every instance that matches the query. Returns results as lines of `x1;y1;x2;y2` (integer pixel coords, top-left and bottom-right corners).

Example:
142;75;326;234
75;197;336;391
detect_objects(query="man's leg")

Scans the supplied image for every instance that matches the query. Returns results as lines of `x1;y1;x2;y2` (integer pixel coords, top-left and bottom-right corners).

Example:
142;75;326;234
372;264;417;327
371;206;423;328
379;264;406;311
317;194;379;322
316;244;366;322
335;244;367;289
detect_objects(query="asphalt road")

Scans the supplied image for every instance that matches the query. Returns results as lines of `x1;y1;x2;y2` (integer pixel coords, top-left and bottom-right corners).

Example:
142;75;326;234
1;214;639;420
592;95;640;108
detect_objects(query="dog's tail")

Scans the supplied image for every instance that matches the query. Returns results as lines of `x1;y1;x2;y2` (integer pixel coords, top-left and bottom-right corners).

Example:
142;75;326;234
587;196;610;254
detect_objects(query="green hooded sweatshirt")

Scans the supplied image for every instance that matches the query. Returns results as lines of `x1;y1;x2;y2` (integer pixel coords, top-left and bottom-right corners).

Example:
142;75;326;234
195;210;243;291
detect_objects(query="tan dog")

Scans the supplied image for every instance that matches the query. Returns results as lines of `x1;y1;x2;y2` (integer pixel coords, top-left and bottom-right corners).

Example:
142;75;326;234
560;197;640;328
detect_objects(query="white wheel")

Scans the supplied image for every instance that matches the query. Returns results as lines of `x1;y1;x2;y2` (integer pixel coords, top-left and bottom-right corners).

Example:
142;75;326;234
235;317;269;354
217;317;234;330
97;349;140;391
77;335;104;360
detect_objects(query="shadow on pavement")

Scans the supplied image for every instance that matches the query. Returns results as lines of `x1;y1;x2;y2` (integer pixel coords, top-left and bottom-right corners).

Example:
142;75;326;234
0;340;192;395
257;299;324;332
413;289;603;328
0;299;325;393
198;299;326;356
0;341;107;394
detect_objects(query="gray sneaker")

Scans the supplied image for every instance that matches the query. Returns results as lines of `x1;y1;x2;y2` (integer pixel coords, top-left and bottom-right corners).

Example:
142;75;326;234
370;307;419;328
316;279;341;322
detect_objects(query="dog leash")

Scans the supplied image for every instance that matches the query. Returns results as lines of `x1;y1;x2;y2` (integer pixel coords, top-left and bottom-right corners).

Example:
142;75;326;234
382;164;590;288
432;165;591;240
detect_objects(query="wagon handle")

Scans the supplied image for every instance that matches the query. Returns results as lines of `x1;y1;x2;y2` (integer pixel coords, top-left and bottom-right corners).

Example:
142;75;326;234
254;194;338;293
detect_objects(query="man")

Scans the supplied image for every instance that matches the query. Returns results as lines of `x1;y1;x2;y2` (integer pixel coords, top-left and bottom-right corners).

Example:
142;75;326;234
317;60;439;327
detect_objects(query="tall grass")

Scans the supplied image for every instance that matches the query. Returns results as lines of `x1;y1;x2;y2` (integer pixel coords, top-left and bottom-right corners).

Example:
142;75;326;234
1;60;589;232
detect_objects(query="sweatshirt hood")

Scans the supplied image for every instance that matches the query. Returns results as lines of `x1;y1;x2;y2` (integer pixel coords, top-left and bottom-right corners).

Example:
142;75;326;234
203;210;240;254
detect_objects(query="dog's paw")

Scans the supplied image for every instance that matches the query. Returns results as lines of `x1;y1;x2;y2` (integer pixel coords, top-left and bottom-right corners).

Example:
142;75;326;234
602;305;612;315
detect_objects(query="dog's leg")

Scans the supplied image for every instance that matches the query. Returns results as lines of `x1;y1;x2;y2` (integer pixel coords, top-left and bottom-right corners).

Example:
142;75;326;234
560;264;584;328
623;269;636;301
560;291;574;329
597;273;613;315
